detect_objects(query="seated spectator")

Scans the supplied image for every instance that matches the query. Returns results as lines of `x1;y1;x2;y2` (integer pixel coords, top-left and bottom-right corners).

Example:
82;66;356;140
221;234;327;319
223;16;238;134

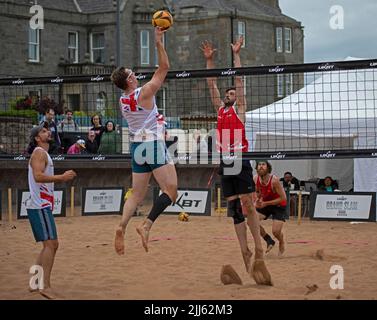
90;114;105;148
318;176;339;192
67;139;86;154
280;172;300;217
98;121;121;154
280;172;300;190
86;130;98;154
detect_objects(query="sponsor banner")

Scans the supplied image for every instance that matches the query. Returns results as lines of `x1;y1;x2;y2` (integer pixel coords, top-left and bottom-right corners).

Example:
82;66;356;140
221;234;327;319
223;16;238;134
82;187;124;216
154;188;212;216
17;189;66;219
310;192;376;221
2;59;377;86
3;149;377;162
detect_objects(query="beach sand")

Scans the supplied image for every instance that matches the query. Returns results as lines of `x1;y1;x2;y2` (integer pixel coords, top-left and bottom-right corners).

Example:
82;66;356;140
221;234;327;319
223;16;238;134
1;213;376;300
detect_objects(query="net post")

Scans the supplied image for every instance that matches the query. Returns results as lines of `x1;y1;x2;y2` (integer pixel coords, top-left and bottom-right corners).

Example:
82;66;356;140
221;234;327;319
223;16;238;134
70;186;75;217
7;188;12;222
298;190;302;225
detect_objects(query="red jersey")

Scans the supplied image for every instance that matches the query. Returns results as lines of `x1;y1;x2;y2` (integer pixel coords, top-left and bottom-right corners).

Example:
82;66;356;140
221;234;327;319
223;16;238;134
256;175;287;207
217;105;248;153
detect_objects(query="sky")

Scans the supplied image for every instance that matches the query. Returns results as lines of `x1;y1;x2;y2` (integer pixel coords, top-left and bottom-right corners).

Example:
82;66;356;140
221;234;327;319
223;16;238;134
279;0;377;63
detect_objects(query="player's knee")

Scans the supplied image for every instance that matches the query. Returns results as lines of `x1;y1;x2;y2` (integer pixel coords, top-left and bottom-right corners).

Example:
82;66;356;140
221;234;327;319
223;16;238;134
45;240;59;251
228;199;245;225
165;185;177;202
132;193;145;205
239;195;253;209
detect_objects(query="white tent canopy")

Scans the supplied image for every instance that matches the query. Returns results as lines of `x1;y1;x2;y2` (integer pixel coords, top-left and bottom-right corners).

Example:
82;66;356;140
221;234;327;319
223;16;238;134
245;58;377;192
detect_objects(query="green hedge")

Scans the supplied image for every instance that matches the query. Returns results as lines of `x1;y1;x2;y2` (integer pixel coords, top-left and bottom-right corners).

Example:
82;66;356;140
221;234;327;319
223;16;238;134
0;109;38;121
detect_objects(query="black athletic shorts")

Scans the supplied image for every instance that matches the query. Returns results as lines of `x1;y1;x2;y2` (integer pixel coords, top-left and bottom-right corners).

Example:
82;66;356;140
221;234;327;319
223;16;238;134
220;165;255;198
258;205;287;222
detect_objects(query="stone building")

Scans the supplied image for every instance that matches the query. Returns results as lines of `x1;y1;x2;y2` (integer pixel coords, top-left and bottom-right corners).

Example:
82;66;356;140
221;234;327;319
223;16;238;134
0;0;303;115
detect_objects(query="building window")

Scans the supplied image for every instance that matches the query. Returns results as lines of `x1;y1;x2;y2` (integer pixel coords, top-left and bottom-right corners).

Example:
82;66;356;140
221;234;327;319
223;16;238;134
285;27;292;53
141;30;150;65
68;32;79;63
277;74;284;98
238;21;246;47
156;87;166;115
276;27;283;53
155;33;165;66
67;94;80;111
286;74;293;95
90;33;105;64
29;28;40;62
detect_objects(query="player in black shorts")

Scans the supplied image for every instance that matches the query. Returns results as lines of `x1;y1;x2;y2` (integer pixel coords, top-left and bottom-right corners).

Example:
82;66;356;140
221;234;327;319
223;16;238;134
253;160;287;256
202;37;272;285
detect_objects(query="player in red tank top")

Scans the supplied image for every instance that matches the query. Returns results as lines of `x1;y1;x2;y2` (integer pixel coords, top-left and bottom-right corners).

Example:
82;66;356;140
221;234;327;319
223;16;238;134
253;160;287;256
201;37;272;285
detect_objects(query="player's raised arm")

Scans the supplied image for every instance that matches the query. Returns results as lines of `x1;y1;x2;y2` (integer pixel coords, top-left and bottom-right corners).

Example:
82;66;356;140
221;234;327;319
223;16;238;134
200;40;223;111
231;36;246;124
139;27;169;106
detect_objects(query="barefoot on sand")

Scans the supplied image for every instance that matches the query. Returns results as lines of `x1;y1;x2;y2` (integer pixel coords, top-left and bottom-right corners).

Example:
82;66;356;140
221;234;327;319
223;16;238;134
250;259;273;286
39;288;60;300
220;265;243;285
136;224;149;252
114;229;125;255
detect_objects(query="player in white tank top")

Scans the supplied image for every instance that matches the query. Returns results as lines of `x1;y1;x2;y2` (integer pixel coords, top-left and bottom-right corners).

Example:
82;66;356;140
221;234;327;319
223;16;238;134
28;147;54;210
26;122;76;299
111;27;178;256
120;87;165;142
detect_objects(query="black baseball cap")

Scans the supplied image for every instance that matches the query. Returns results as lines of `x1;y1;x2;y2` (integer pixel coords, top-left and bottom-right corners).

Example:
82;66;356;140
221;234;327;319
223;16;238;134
29;121;49;142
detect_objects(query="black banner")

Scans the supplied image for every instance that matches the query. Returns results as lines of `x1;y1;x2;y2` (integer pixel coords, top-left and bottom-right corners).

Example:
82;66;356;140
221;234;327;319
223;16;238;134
2;149;377;162
1;59;376;85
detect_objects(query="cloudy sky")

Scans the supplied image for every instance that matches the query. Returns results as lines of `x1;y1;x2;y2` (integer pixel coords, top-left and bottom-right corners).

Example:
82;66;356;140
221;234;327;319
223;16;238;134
279;0;377;62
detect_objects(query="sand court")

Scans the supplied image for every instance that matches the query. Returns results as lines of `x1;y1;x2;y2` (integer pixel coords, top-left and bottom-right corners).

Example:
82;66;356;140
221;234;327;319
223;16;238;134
0;214;376;300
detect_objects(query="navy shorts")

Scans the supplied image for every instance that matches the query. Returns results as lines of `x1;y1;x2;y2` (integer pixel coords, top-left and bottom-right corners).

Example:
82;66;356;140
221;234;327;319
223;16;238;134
27;207;58;242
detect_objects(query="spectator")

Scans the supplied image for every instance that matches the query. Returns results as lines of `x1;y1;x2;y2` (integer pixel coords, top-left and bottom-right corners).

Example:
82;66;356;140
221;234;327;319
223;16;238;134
280;172;300;191
85;130;98;154
98;121;121;154
318;176;338;192
90;114;105;147
40;108;61;154
280;172;300;217
58;110;79;133
67;139;86;154
58;110;80;152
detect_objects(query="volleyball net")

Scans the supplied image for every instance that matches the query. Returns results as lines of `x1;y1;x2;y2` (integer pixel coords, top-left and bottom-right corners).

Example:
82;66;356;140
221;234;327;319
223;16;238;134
0;58;376;161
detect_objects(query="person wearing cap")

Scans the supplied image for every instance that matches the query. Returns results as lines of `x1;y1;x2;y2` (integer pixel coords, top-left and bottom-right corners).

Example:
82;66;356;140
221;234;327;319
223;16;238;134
26;122;76;299
253;160;287;256
67;139;86;155
201;37;272;285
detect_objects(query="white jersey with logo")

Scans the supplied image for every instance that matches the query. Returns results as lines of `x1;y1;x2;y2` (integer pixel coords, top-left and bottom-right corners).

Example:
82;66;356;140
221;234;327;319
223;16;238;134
27;147;54;210
119;87;165;142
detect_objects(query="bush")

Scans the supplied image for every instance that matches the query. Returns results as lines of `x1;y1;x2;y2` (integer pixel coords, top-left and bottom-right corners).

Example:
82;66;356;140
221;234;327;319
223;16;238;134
0;109;38;121
73;110;88;117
